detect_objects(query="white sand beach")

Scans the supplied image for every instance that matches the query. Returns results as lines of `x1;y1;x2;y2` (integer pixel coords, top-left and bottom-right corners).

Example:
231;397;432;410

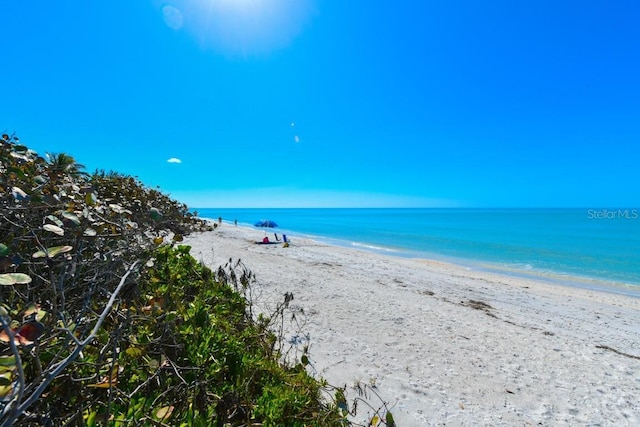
184;224;640;426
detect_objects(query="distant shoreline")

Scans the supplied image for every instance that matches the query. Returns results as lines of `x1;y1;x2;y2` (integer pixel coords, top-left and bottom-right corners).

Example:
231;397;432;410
303;230;640;298
196;209;640;298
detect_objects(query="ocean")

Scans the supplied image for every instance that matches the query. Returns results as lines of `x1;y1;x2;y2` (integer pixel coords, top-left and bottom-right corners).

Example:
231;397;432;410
193;208;640;295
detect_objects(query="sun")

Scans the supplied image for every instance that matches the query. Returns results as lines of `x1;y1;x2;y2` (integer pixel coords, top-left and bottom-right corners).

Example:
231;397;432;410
214;0;267;11
161;0;314;55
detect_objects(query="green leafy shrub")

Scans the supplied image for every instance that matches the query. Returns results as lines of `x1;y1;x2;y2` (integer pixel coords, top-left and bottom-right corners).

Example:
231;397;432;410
0;132;395;426
0;132;353;426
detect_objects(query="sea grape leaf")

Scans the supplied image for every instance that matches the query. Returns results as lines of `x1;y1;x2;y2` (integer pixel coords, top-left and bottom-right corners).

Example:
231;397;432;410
0;373;12;386
46;215;64;227
155;406;174;420
9;153;29;163
0;273;32;286
32;251;45;259
0;321;44;345
15;321;45;345
0;355;16;373
32;245;73;259
23;303;47;322
109;204;125;214
149;207;162;220
83;228;97;237
125;347;144;358
85;192;97;206
61;211;81;226
0;374;14;400
147;358;159;370
43;224;64;236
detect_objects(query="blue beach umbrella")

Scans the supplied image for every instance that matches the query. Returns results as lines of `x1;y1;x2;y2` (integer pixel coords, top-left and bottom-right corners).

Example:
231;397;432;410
254;219;278;228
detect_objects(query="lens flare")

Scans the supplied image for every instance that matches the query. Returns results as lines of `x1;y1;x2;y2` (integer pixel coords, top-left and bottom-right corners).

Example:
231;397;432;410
162;5;184;30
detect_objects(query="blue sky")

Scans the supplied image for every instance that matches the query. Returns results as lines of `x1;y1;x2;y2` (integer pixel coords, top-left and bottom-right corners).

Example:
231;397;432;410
2;1;639;208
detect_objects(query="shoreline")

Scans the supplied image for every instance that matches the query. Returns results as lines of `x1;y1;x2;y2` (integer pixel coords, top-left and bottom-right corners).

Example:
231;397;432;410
185;224;640;425
209;218;640;299
308;234;640;298
195;207;640;292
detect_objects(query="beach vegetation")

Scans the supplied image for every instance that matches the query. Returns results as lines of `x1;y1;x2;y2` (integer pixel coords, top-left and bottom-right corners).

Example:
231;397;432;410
0;132;395;426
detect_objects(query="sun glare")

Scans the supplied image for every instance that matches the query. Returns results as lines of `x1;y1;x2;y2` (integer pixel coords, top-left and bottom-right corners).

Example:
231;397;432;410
160;0;314;55
215;0;267;11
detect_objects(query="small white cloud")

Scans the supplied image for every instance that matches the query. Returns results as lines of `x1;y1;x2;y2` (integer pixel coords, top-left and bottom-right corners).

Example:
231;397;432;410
167;158;182;164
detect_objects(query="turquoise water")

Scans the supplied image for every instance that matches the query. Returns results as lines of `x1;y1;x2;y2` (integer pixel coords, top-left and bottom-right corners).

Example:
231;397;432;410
194;208;640;293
